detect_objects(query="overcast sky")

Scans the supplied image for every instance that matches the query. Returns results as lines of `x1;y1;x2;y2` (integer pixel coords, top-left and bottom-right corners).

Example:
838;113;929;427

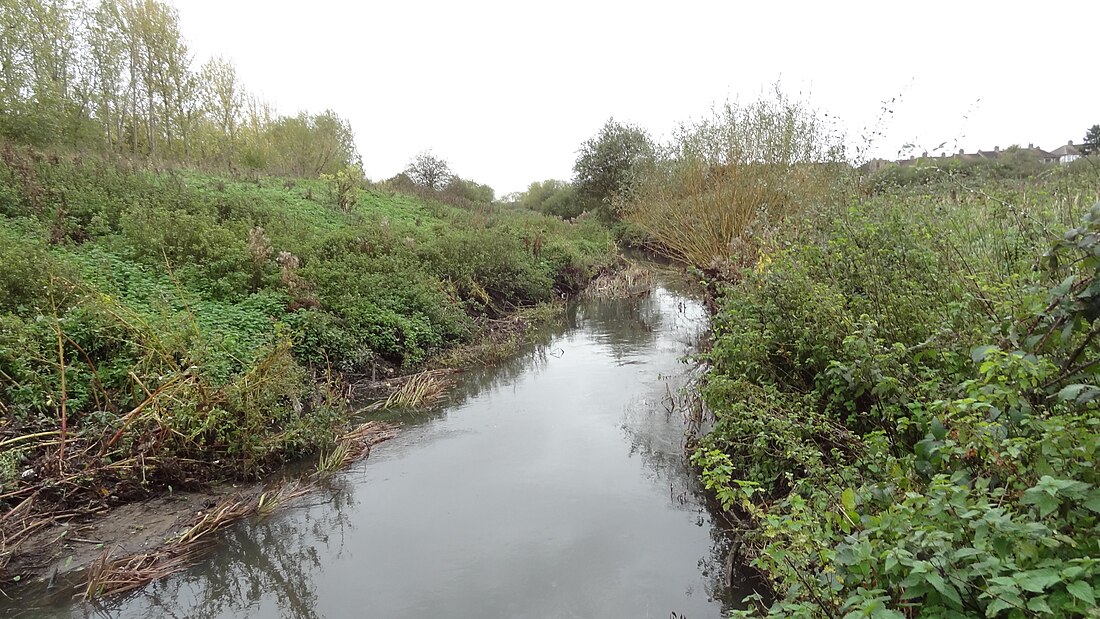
176;0;1097;195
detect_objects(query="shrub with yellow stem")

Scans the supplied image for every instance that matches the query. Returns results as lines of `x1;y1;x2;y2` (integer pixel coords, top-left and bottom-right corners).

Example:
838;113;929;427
623;89;848;271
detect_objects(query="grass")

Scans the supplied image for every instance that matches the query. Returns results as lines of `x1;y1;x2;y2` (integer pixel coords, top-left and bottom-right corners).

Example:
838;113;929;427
378;370;456;411
0;146;618;587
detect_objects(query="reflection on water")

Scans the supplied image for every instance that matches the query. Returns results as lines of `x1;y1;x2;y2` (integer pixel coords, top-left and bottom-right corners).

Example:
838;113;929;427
26;286;753;619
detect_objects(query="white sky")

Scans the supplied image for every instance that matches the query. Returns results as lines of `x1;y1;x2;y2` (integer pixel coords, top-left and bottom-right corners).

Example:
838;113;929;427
175;0;1098;196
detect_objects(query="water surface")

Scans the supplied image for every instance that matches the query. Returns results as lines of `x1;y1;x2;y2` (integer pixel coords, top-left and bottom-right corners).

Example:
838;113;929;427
28;286;745;618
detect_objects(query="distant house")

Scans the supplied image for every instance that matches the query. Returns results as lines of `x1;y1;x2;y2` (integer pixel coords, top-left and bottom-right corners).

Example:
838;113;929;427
876;139;1086;170
920;142;1079;166
1049;141;1082;164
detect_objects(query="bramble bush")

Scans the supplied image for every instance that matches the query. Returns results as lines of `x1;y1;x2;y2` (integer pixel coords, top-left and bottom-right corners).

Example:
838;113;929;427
687;178;1100;617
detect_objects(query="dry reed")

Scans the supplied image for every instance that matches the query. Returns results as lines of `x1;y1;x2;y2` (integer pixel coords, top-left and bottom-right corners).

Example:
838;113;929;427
77;480;313;600
624;90;847;271
315;421;399;476
363;370;455;412
584;264;656;299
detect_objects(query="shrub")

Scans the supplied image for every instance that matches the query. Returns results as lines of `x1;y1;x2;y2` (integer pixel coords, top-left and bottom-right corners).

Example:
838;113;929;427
688;176;1100;616
624;90;848;269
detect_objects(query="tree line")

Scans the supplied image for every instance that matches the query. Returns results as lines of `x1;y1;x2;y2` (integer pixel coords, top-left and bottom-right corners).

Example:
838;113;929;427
0;0;358;177
503;119;655;221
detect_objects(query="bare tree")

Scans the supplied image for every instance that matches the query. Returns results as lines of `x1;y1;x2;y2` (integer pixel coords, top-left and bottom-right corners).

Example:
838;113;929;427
403;150;452;190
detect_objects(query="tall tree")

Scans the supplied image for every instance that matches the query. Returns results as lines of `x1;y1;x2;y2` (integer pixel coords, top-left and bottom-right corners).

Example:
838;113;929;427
0;0;80;143
86;0;127;149
199;57;243;137
1084;125;1100;156
572;118;655;218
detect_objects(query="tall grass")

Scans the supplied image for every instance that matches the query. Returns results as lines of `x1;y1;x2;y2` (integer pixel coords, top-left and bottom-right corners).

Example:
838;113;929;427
623;90;847;270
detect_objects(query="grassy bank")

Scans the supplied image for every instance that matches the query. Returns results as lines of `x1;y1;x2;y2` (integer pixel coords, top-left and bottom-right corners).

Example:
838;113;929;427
619;95;1100;617
0;146;615;578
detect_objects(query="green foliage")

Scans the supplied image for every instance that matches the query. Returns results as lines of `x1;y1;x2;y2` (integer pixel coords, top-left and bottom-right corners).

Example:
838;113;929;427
1083;125;1100;157
685;174;1100;617
321;164;364;212
511;179;582;219
865;150;1065;195
0;0;359;176
572;118;655;219
0;150;615;496
441;177;494;206
624;91;847;268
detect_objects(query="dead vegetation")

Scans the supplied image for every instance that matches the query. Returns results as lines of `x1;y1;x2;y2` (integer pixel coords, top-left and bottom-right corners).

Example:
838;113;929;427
315;421;400;476
78;480;311;600
583;263;656;299
1;421;398;603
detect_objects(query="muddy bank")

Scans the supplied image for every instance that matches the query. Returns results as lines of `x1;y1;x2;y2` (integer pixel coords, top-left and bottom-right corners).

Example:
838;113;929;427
1;422;397;603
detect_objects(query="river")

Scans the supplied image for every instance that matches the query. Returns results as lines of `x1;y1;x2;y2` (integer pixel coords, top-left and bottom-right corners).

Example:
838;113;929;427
21;284;748;618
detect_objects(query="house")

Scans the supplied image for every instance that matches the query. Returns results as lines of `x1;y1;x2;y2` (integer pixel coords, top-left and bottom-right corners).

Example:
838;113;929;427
1049;141;1082;164
913;142;1079;166
877;138;1088;170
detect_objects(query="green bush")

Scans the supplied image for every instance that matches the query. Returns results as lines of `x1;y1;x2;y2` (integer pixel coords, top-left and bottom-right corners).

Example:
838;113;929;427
688;178;1100;617
0;150;616;497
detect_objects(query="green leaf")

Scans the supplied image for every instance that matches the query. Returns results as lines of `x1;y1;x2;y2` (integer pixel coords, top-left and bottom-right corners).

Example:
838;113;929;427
985;598;1013;617
1066;580;1095;605
971;345;998;363
1061;565;1085;579
1026;597;1053;614
1056;383;1089;402
926;572;962;607
1052;274;1078;296
929;417;947;440
841;488;857;517
1021;488;1060;518
1016;568;1060;593
1084;490;1100;514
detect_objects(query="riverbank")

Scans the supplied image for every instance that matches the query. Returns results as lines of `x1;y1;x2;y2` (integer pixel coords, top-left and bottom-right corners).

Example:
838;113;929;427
0;148;619;593
11;280;735;619
663;173;1100;616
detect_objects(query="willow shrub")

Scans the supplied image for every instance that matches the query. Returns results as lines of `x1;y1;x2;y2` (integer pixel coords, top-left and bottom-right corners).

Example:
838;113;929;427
623;90;848;271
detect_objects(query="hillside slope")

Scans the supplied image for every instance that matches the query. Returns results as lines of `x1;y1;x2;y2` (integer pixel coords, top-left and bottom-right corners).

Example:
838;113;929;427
0;147;615;506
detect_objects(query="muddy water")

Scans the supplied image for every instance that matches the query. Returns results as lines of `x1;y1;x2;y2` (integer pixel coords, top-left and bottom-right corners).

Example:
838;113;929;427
26;285;750;618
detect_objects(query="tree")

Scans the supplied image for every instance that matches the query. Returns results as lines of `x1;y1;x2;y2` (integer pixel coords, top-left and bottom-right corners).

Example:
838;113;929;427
572;118;654;218
442;177;494;205
1084;125;1100;156
262;110;358;176
197;56;245;162
86;0;128;149
515;179;580;219
404;150;452;190
0;0;82;144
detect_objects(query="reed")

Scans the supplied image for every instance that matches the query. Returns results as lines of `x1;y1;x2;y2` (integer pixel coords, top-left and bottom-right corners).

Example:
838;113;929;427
624;90;847;271
315;421;400;476
366;370;456;411
583;263;656;299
